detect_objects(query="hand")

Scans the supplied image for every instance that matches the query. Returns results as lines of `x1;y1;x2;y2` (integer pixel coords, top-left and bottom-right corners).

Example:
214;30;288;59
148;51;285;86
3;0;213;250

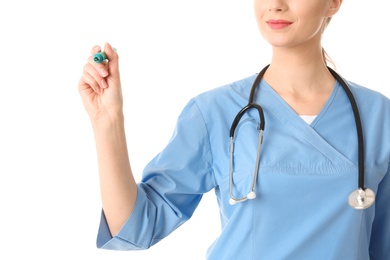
78;42;123;124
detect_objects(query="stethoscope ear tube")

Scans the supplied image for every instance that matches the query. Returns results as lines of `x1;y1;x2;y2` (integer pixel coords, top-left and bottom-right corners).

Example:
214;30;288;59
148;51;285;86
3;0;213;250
327;67;365;190
229;102;265;205
327;67;376;209
229;104;265;138
249;65;270;104
228;65;375;209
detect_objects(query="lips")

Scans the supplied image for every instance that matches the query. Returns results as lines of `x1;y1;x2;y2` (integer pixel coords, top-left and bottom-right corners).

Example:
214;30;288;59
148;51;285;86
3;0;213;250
266;19;293;30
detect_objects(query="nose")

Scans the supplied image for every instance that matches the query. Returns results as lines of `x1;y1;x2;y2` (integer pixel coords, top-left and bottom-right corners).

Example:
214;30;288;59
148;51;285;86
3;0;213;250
267;0;285;12
269;7;282;11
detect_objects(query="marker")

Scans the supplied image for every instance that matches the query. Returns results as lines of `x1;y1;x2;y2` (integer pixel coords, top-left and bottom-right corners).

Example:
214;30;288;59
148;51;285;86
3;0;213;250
93;52;107;64
93;48;117;63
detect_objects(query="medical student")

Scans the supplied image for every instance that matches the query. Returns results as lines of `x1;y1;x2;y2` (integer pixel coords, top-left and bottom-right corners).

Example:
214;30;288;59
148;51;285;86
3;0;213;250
78;0;390;259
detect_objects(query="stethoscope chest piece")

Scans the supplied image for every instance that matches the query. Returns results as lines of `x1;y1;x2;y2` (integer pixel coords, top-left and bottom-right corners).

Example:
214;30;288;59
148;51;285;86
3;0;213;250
228;65;377;210
348;188;375;210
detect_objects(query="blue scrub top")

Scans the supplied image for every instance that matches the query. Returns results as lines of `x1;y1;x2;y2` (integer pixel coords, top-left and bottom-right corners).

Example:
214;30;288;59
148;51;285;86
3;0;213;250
96;74;390;259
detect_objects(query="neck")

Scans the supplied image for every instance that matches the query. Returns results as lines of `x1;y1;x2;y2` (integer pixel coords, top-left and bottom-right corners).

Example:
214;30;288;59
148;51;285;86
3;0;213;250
262;47;337;115
264;46;335;93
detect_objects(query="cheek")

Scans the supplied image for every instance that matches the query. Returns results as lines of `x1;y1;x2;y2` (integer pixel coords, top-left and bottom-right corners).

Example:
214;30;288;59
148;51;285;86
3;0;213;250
253;0;266;20
253;2;266;32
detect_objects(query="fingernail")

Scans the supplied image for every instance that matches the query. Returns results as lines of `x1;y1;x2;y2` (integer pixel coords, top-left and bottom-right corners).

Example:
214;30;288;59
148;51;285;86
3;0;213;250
100;69;108;77
101;79;108;89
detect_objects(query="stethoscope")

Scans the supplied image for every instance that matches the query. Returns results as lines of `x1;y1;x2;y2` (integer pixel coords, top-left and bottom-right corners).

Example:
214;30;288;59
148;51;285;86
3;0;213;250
229;65;376;210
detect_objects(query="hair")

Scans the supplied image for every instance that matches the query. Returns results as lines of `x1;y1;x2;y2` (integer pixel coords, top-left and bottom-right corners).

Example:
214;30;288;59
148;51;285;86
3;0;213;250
322;17;336;69
322;48;336;69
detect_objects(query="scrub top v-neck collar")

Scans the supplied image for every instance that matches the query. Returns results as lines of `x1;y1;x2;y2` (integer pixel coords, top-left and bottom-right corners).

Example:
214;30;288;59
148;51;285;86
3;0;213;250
255;80;354;166
258;79;340;128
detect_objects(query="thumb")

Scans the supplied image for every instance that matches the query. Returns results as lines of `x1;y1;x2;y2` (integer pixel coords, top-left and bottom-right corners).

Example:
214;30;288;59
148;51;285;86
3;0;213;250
104;42;120;79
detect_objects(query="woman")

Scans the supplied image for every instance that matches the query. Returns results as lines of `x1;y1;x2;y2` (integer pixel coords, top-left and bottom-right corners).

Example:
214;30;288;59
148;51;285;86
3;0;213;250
78;0;390;258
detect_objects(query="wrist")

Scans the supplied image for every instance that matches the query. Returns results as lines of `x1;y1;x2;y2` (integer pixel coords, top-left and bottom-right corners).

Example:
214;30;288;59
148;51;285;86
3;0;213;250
90;111;125;130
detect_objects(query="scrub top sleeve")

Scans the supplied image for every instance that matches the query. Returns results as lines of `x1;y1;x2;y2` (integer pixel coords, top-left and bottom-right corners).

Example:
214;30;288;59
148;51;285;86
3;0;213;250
97;186;156;250
96;98;215;250
369;163;390;259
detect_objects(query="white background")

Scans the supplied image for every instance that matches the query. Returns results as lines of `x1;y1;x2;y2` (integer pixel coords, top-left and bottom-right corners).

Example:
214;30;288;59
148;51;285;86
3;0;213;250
0;0;388;259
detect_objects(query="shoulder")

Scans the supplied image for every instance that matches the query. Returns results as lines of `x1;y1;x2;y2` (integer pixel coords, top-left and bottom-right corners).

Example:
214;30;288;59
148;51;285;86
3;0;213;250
175;74;257;123
178;74;258;130
347;80;390;108
192;74;257;107
344;80;390;124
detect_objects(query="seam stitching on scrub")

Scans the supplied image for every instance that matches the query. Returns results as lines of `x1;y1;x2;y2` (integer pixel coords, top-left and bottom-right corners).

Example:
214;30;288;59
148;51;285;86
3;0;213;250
192;98;216;187
115;235;147;249
251;199;255;260
258;165;357;175
231;76;256;100
356;210;365;259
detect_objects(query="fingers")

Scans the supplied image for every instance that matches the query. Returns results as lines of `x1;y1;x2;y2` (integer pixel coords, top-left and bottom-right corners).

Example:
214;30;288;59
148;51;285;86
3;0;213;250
103;42;120;79
79;43;119;94
90;45;102;56
104;42;118;62
79;62;107;94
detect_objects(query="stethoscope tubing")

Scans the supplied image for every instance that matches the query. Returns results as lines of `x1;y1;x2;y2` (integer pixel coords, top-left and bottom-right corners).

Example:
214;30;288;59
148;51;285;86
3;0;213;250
228;64;375;209
327;67;365;190
249;65;365;189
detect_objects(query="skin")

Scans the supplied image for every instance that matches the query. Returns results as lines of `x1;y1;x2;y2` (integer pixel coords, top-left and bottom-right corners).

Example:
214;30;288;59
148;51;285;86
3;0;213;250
78;0;343;236
79;43;137;236
255;0;343;115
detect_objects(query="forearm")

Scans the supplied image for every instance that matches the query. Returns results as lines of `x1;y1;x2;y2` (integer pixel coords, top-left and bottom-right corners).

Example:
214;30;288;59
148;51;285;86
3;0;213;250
92;114;137;237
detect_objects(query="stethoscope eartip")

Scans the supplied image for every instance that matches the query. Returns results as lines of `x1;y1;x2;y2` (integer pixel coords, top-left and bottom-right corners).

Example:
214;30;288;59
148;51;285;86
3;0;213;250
229;198;237;205
247;191;256;200
228;66;373;211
